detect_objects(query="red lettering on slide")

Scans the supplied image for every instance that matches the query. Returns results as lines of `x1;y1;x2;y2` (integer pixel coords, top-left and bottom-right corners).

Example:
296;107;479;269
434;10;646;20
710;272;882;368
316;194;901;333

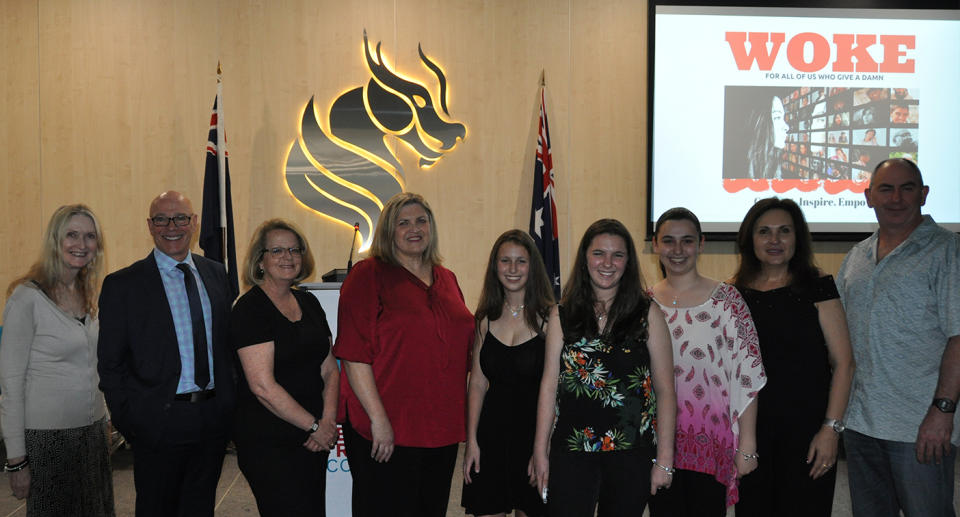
722;179;867;194
726;32;915;73
726;32;785;70
786;33;831;72
833;34;878;72
880;35;915;72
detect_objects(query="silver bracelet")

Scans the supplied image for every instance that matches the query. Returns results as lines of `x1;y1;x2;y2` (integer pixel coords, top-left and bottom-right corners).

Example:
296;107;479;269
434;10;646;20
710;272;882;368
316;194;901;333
735;448;759;460
3;457;29;472
651;458;675;475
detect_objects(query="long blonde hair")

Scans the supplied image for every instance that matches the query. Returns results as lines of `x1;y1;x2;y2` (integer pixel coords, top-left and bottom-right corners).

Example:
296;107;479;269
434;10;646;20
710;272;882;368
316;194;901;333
7;204;106;315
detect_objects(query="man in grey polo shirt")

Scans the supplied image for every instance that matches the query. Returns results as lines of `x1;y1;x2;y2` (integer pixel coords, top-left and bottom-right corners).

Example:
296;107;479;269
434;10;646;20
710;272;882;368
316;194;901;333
836;158;960;516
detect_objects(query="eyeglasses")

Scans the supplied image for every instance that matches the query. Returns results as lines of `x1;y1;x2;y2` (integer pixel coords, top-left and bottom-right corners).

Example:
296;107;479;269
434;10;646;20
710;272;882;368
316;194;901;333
262;247;304;258
150;214;193;227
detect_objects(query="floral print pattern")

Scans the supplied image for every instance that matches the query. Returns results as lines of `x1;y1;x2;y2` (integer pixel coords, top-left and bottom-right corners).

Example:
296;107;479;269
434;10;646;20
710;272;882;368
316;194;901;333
560;338;624;408
555;333;657;453
567;426;630;451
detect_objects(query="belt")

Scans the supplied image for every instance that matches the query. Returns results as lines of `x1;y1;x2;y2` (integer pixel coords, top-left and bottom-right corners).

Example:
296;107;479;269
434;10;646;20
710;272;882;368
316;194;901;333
174;389;216;402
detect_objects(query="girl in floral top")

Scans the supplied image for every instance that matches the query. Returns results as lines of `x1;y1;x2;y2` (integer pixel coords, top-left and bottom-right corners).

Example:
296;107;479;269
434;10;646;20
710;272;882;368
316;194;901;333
533;219;677;516
647;207;766;517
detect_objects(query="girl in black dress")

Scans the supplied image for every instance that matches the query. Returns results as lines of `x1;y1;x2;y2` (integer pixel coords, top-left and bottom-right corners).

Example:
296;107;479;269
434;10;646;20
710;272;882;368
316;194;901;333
462;230;554;517
231;219;340;517
732;198;855;517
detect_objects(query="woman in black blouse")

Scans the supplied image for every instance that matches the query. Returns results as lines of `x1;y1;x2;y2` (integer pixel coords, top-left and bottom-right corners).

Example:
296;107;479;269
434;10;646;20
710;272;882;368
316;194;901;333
732;198;855;517
231;219;340;517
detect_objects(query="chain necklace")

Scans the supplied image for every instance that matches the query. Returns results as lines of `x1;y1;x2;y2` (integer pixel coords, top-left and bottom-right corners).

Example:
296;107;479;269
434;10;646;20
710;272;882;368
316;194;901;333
595;303;608;327
506;302;525;318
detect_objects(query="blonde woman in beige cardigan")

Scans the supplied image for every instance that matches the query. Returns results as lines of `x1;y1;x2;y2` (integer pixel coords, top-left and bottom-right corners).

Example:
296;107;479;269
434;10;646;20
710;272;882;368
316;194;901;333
0;204;114;516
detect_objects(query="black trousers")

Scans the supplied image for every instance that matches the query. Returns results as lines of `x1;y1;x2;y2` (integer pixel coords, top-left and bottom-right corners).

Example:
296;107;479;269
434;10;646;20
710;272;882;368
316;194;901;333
648;468;727;517
237;440;328;517
131;399;228;517
547;447;654;517
736;435;837;517
343;423;458;517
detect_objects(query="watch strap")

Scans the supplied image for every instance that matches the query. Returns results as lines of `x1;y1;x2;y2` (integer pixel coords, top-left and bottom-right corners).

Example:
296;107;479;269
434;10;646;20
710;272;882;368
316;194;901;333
932;398;957;413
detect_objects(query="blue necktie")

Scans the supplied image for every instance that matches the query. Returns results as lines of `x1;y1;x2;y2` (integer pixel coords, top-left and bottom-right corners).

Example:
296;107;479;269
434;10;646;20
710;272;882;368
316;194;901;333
177;263;210;390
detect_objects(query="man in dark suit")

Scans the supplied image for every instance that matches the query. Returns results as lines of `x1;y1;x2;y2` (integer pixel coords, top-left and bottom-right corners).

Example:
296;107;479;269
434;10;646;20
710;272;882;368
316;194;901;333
98;190;236;517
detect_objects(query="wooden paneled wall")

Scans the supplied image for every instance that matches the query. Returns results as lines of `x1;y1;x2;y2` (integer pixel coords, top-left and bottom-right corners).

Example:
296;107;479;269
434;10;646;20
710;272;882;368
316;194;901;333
0;0;855;318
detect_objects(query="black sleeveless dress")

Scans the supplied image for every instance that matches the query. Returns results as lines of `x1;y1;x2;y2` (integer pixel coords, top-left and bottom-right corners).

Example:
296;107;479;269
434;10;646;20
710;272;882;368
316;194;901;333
735;276;839;517
461;330;547;516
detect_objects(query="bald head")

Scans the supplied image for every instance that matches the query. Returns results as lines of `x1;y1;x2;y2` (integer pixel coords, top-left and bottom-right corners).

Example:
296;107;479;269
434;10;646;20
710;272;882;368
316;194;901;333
147;190;197;261
149;191;193;217
865;159;928;232
869;158;923;189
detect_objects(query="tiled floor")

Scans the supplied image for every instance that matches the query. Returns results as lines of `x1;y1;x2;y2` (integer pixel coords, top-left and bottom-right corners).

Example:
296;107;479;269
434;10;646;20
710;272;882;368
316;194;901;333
0;444;956;516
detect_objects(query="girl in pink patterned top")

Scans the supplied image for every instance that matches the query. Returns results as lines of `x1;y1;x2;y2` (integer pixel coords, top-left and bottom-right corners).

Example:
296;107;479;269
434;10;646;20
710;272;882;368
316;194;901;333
647;208;766;517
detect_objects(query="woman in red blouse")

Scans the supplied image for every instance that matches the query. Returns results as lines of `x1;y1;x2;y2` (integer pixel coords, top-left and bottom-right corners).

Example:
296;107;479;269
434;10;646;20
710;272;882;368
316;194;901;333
333;192;475;517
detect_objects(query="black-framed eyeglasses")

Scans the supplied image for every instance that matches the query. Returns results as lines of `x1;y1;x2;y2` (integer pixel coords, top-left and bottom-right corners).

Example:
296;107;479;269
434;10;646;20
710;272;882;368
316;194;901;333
150;214;193;227
262;247;304;258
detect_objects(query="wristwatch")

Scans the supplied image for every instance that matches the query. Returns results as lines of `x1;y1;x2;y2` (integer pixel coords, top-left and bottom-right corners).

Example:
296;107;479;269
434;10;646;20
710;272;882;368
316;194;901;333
932;398;957;413
823;418;846;433
307;418;320;433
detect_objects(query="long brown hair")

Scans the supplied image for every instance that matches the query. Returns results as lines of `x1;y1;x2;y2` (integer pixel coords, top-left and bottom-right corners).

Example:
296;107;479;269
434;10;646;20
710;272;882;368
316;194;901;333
7;204;106;316
560;219;649;345
475;230;554;334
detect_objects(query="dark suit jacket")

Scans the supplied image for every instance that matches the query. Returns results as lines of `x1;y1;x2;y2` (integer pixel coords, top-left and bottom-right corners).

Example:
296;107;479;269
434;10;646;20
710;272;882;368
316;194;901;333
98;252;237;449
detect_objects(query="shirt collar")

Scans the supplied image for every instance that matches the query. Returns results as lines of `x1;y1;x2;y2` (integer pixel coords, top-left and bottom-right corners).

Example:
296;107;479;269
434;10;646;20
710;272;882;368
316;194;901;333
892;214;935;249
154;248;197;272
867;214;935;260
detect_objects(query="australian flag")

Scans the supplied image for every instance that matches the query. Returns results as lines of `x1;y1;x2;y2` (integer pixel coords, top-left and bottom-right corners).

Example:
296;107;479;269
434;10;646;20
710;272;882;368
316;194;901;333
529;87;561;299
199;69;239;301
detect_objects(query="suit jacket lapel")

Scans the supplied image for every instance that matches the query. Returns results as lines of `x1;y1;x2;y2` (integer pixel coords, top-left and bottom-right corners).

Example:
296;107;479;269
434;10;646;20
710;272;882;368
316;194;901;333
144;252;183;374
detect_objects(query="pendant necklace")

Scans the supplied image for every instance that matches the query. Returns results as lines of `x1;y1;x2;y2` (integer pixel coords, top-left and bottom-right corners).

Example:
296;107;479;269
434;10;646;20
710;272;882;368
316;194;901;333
507;302;525;318
667;286;680;306
595;302;608;328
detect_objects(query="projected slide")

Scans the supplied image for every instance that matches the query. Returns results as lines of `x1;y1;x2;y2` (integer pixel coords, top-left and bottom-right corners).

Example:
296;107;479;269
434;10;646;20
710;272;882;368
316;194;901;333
650;6;960;234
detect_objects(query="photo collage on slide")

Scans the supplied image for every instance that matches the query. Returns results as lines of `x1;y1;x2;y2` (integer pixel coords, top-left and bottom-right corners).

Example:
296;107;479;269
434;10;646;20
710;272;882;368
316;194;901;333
786;87;918;183
723;86;919;184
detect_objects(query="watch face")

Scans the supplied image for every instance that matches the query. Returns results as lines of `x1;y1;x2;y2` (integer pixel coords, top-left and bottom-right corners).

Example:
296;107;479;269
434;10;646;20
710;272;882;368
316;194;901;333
935;399;957;412
833;421;846;433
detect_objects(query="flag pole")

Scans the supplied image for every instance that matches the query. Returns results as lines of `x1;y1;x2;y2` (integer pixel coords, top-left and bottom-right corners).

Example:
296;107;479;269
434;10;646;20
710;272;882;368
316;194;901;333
216;62;228;273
